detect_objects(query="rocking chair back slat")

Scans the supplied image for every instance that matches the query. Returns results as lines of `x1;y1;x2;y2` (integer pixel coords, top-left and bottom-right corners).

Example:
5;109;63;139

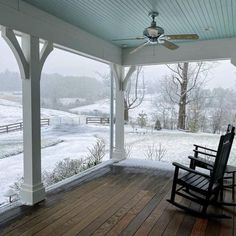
212;131;235;183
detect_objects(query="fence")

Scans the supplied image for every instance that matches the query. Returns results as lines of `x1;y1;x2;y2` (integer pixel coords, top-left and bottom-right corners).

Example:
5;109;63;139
86;117;109;125
0;118;50;134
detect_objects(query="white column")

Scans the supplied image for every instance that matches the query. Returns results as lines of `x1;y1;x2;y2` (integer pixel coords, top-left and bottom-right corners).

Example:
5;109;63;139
20;34;44;204
109;68;114;159
231;57;236;67
2;28;53;205
111;64;125;161
111;64;136;161
113;87;125;160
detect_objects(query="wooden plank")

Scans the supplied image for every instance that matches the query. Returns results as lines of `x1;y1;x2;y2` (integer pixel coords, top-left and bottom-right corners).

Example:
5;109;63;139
80;172;169;236
33;173;140;236
2;173;122;235
17;172;134;236
90;190;148;236
175;201;200;236
148;194;187;236
190;218;208;236
108;177;172;236
219;189;234;236
62;173;149;236
78;174;157;236
14;173;130;236
133;189;172;236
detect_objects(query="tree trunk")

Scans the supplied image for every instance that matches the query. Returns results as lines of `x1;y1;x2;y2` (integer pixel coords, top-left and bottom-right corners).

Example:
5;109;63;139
177;62;188;130
124;99;129;122
178;101;186;129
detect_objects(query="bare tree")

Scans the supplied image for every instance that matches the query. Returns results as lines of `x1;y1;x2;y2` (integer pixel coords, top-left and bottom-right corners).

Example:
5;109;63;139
124;66;145;121
163;62;211;130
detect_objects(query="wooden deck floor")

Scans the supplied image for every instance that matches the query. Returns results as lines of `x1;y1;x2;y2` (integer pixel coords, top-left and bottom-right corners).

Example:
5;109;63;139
0;166;235;236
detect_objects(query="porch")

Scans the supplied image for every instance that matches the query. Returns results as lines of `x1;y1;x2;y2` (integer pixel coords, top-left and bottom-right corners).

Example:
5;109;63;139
0;163;235;236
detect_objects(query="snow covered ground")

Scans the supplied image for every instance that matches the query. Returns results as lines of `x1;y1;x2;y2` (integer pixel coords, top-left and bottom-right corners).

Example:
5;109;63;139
1;96;236;206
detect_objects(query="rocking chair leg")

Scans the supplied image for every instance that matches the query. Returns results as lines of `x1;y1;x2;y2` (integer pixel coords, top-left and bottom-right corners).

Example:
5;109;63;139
170;167;179;202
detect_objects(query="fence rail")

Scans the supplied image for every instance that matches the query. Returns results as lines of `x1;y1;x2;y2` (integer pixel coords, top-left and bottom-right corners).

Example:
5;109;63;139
0;118;50;134
86;117;109;125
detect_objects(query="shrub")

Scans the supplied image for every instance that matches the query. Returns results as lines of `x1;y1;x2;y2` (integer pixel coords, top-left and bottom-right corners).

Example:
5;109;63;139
11;137;106;191
144;143;167;161
137;112;147;128
86;137;105;168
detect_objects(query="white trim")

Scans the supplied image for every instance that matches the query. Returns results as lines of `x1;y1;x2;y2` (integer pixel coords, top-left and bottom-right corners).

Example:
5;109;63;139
122;37;236;66
0;0;121;65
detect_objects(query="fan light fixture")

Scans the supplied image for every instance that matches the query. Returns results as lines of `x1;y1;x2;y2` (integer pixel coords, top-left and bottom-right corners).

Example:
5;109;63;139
147;27;158;37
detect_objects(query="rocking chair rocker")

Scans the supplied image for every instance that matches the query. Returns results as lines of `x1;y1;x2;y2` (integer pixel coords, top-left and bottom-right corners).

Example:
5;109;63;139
167;129;235;218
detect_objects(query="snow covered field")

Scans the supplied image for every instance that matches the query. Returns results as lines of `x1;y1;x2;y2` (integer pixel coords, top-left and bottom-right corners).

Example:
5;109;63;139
0;96;236;205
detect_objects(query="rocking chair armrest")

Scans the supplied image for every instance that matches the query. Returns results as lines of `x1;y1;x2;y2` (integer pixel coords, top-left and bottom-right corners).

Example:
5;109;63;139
188;156;214;167
172;162;210;178
193;149;217;157
193;144;217;152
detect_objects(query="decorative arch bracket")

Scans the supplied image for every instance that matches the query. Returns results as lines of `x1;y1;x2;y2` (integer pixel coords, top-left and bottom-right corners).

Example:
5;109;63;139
39;40;53;72
1;27;53;79
111;64;136;91
1;27;29;79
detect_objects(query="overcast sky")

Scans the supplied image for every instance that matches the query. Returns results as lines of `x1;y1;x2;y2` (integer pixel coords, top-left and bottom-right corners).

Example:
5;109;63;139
0;37;236;89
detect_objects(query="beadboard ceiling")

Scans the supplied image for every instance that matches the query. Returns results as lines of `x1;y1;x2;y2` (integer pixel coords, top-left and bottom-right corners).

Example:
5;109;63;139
23;0;236;47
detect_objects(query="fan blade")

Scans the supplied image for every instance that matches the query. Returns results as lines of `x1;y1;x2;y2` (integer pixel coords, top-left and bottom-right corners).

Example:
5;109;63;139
112;37;145;41
162;40;179;50
165;34;199;40
129;41;150;54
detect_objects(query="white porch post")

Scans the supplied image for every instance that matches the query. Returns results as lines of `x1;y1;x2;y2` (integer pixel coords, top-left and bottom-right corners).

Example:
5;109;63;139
2;28;53;205
231;57;236;67
111;64;136;161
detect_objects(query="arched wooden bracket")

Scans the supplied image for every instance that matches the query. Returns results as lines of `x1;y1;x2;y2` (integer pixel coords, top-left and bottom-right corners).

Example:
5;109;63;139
111;64;122;90
1;27;29;79
39;41;53;72
123;65;136;90
1;27;53;79
111;64;136;91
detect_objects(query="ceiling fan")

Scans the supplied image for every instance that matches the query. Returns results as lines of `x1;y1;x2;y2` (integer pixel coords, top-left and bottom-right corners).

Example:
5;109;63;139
112;11;199;54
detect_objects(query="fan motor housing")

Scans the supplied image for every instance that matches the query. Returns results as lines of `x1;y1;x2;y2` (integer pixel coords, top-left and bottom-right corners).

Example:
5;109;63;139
143;26;164;41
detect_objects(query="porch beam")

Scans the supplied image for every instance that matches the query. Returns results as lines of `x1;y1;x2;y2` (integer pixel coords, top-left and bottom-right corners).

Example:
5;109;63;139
0;0;121;65
122;37;236;66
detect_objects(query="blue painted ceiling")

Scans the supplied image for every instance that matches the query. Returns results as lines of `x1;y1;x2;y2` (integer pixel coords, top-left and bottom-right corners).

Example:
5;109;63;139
23;0;236;47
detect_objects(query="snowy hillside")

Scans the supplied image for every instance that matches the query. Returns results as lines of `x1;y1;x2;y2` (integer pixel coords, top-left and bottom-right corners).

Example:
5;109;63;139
0;98;79;126
70;95;156;122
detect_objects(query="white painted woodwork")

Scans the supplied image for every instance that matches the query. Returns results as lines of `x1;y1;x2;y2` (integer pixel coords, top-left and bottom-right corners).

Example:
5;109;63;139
2;27;53;205
0;0;121;65
1;27;29;79
112;64;136;161
122;38;236;66
109;68;114;159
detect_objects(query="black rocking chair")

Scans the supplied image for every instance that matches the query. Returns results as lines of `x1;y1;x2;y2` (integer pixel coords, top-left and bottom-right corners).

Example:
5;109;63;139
189;125;235;200
167;129;235;218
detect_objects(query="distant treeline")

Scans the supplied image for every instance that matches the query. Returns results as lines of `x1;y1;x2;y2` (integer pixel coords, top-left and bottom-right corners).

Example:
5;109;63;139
0;70;109;100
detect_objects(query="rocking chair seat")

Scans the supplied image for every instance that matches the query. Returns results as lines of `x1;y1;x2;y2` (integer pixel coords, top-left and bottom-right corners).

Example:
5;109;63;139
179;173;218;195
174;163;219;196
